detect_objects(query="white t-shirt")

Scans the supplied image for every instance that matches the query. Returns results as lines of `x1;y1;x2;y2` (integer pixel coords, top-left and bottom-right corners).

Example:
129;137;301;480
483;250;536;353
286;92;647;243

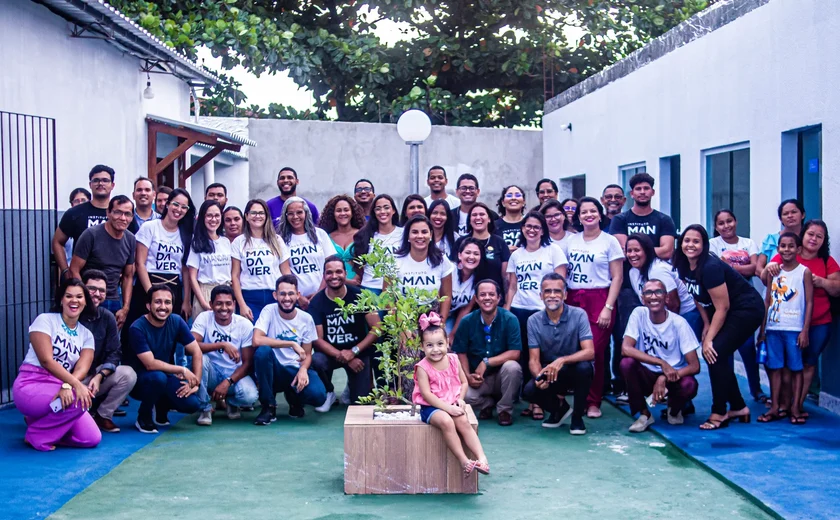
550;234;570;250
624;307;700;373
23;313;95;371
231;235;291;291
506;244;569;310
394;254;455;301
563;232;624;290
455;210;470;239
286;229;337;296
191;311;253;376
630;259;695;315
254;306;317;368
136;220;185;275
436;238;452;258
186;237;232;284
424;193;461;211
767;264;808;331
361;227;403;290
451;272;475;311
709;236;759;267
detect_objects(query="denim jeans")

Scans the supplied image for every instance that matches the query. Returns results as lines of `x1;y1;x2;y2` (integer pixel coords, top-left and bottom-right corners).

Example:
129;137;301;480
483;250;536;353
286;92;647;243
101;299;123;314
197;355;259;412
130;370;201;420
241;289;275;324
253;346;327;408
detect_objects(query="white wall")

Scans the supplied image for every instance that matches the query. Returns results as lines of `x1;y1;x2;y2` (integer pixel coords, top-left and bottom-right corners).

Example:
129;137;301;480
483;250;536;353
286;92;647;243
543;0;839;250
0;1;190;209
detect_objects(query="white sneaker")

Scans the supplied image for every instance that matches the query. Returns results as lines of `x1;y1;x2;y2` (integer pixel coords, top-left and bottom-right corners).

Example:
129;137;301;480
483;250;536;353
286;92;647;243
667;409;684;425
226;403;241;420
315;392;336;413
339;387;351;405
629;414;654;433
197;410;213;426
615;392;629;404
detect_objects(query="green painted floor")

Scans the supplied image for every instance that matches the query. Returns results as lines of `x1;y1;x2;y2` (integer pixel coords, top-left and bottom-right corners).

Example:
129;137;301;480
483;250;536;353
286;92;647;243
52;378;773;519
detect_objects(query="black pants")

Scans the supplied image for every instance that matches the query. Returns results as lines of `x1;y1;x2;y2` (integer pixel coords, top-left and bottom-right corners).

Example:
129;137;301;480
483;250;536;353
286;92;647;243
608;287;641;393
522;362;593;419
510;307;539;387
311;351;372;404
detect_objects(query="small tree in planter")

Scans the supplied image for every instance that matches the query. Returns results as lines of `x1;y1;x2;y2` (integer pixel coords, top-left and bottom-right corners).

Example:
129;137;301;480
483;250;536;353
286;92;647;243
337;241;442;412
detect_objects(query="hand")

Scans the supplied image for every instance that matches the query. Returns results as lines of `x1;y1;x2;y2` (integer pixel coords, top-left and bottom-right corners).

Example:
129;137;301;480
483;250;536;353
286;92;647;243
241;305;254;321
765;262;782;278
702;339;718;364
182;368;199;388
181;300;192;319
298;295;310;310
348;358;365;373
535;378;550;390
56;387;74;409
292;368;309;392
115;308;128;329
798;330;810;350
701;324;709;342
475;361;488;378
597;306;613;329
447;404;465;417
220;342;240;363
448;331;456;345
457;399;467;409
508;245;518;253
73;382;92;409
542;359;565;383
335;350;355;364
87;374;102;396
812;273;825;289
201;300;213;312
660;362;678;382
176;380;198;398
757;333;765;345
467;373;483;389
212;379;231;402
651;376;667;404
292;343;306;362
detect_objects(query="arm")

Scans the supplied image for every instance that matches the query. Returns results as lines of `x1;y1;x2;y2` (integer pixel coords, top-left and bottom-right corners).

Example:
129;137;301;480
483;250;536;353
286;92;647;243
30;331;94;407
280;258;292;275
678;350;701;377
528;347;543;378
728;254;758;278
189;267;211;312
191;331;241;362
665;289;681;314
596;259;623;329
488;349;520;366
135;243;152;292
500;261;509;293
654;237;675;260
504;271;517;310
211;345;254;402
800;268;813;348
68;255;87;281
813;270;840;297
231;258;252;321
118;263;135;327
52;227;71;273
438;274;452;321
701;284;730;364
553;264;567;278
181;265;192;318
290;341;315;392
448;299;475;344
313;324;342;359
457;362;468;402
613;233;627;251
416;366;461;414
252;329;306;359
354;312;381;354
756;253;769;278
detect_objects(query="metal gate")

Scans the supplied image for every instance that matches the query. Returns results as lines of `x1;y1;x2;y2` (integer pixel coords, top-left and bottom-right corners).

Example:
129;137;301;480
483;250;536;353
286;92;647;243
0;111;58;405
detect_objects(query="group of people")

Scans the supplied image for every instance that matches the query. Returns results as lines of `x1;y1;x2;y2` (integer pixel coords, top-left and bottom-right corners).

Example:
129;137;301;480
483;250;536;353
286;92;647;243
11;163;837;455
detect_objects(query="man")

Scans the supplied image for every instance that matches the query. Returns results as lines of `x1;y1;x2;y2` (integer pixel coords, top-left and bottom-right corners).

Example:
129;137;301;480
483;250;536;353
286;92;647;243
132;177;160;228
535;179;559;206
192;286;259;426
620;279;700;432
252;275;327;424
353;179;375;217
600;184;626;232
155;186;173;213
69;195;136;324
609;172;676;259
523;273;594;435
424;166;461;210
127;284;203;434
454;279;522;426
205;182;228;208
310;256;381;410
451;173;498;238
266;167;320;226
80;270;138;433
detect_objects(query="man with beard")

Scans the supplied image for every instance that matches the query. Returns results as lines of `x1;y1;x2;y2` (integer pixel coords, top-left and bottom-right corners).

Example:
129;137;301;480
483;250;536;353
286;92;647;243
353;179;376;217
132;177;160;228
266;167;320;226
205;183;228;209
535;179;559;206
424;166;461;210
451;173;498;238
600;184;626;233
252;275;326;424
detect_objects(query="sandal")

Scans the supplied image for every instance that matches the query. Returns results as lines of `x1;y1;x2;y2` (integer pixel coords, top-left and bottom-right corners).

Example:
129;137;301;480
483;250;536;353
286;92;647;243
531;406;545;421
520;408;533;417
790;414;807;425
475;460;490;475
699;416;730;430
727;408;751;424
777;408;789;419
464;460;479;476
755;394;769;404
801;411;810;419
757;412;783;423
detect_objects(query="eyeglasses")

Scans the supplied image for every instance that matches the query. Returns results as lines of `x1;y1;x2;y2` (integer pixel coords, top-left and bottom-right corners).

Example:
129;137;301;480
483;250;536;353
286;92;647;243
563;206;576;211
170;201;189;210
537;189;556;196
544;213;563;221
85;286;106;295
504;192;523;199
458;186;477;193
248;211;267;217
355;186;373;193
523;224;542;231
110;210;133;219
603;194;623;200
542;288;564;295
642;289;666;297
90;178;111;185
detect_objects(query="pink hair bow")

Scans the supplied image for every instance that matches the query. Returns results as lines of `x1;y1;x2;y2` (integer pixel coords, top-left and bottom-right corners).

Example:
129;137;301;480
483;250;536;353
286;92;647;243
418;312;442;331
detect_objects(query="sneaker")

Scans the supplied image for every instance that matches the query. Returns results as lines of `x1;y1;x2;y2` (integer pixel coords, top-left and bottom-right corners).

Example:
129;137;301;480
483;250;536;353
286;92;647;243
121;399;130;407
241;405;255;412
197;410;213;426
339;386;351;405
315;392;336;413
667;409;684;425
135;417;158;434
615;392;629;404
542;401;573;429
94;414;120;433
113;409;127;417
569;416;587;435
629;413;654;433
254;406;277;425
153;406;170;426
226;403;241;420
289;404;305;418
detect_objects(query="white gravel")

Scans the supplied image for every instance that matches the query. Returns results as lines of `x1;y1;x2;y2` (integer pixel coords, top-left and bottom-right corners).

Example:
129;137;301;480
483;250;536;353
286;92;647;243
374;410;422;421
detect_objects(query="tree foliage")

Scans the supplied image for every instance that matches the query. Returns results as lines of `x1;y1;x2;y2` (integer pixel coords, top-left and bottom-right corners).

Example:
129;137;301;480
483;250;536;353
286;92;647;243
113;0;713;127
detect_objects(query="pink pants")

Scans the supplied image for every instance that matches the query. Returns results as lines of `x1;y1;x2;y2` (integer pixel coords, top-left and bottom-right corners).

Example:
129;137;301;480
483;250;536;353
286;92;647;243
566;288;615;409
12;365;101;452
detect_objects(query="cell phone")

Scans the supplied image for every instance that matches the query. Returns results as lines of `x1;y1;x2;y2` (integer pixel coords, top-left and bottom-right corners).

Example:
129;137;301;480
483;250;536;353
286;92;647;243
50;397;63;413
535;373;547;382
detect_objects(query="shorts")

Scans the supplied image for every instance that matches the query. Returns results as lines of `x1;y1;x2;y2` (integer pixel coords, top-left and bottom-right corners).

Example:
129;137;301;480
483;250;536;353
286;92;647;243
419;405;442;424
765;330;804;371
804;323;832;367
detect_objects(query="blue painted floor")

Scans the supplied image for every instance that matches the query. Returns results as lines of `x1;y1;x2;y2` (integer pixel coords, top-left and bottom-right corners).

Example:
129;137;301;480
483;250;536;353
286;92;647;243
612;364;840;520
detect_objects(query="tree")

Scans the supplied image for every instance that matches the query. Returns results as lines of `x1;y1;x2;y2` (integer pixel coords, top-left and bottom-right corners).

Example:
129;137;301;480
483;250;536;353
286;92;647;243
112;0;713;127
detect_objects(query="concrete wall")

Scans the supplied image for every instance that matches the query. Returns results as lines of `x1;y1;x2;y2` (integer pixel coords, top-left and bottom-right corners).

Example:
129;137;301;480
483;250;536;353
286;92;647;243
248;119;543;210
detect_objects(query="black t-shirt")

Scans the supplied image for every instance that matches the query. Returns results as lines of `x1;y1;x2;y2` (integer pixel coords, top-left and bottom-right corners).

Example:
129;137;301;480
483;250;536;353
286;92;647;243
609;209;676;245
681;255;760;314
73;224;136;300
493;218;523;248
59;202;139;245
455;234;510;300
308;285;370;351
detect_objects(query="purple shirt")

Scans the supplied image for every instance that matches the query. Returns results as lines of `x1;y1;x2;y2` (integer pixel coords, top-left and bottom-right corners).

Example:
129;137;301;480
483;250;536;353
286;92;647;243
266;195;320;227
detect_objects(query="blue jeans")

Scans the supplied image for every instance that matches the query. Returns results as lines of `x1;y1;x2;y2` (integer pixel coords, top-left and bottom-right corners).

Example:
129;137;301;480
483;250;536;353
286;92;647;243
101;299;123;314
765;330;804;371
129;370;201;421
242;289;275;323
197;355;259;412
804;323;832;366
681;309;703;341
253;346;327;409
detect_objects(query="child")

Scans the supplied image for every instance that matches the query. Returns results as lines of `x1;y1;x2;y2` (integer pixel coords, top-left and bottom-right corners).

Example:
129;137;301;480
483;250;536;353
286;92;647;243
413;312;489;476
758;232;813;425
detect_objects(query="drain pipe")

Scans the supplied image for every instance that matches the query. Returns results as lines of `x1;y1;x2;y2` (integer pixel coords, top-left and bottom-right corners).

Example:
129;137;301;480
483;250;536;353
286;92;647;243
190;85;201;122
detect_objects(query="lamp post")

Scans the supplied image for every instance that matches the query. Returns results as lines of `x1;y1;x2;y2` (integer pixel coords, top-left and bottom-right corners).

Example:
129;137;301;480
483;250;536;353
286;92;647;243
396;110;432;195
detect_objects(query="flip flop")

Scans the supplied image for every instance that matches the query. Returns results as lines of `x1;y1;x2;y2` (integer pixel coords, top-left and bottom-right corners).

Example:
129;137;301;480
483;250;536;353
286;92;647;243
777;409;789;419
531;407;545;421
801;411;810;419
475;461;490;475
790;415;807;425
464;460;478;476
758;412;783;423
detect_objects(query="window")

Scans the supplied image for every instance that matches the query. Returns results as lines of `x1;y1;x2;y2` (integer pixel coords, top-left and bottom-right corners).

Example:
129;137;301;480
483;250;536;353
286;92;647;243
798;126;822;220
559;174;586;200
619;162;646;211
704;144;750;236
659;156;681;231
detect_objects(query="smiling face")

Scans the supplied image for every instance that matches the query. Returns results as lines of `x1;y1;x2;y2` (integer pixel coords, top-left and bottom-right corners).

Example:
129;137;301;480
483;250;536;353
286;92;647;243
429;205;448;231
601;187;625;216
715;212;737;240
540;278;566;311
681;230;704;261
562;200;578;220
625;239;646;269
374;198;395;225
457;179;479;204
458;243;481;272
427;168;448;194
205;204;222;234
133;179;155;209
155;191;170;211
224;210;243;239
286;202;307;232
420;328;448;362
578;201;600;230
543;206;566;233
146;289;173;323
324;261;347;290
780;202;804;231
777;236;800;262
502;186;525;215
211;293;235;325
108;201;134;233
405;200;426;221
274;282;299;313
537;181;557;204
469;207;489;234
408;221;432;251
277;170;299;196
165;194;190;223
802;225;825;254
246;204;267;231
521;216;543;245
334;200;353;228
641;280;666;312
89;170;114;199
84;278;107;308
354;181;374;204
476;282;500;313
61;285;87;320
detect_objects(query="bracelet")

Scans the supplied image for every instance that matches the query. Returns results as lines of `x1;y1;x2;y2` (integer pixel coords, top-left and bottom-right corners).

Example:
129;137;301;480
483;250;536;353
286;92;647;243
605;303;614;311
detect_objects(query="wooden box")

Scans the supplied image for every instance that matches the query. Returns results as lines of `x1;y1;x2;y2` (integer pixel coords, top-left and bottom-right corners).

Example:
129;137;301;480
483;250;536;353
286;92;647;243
344;405;479;494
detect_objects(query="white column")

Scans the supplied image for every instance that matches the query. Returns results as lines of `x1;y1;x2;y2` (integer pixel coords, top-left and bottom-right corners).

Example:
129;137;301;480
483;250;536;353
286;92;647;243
204;157;215;187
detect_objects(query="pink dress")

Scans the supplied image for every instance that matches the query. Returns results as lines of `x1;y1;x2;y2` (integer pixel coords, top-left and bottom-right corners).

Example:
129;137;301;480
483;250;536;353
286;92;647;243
412;353;461;406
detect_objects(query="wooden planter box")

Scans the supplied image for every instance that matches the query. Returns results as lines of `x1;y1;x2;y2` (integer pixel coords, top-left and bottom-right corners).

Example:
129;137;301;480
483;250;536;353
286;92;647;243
344;404;479;494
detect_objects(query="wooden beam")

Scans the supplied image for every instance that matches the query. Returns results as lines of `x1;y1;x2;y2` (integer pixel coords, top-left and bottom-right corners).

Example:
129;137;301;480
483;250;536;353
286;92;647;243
183;146;224;180
147;124;157;182
146;120;219;145
153;137;198;176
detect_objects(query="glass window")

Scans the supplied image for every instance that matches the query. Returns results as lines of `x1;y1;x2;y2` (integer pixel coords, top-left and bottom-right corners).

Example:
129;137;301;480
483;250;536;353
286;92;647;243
706;147;750;236
798;126;822;220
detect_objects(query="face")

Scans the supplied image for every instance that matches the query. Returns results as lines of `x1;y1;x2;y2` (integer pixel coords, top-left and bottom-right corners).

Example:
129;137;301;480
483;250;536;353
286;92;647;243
470;207;489;233
166;194;189;222
224;211;243;238
476;282;501;313
324;261;347;289
61;286;87;319
274;282;299;313
354;182;374;204
429;205;448;230
540;279;566;311
286;202;307;231
374;199;395;225
631;182;654;206
503;187;525;214
641;281;666;312
147;289;173;322
406;200;425;220
802;226;825;253
205;205;222;233
211;294;235;323
457;180;479;204
334;200;353;227
543;206;565;233
408;221;431;250
206;187;227;207
563;201;578;219
277;170;299;196
522;217;543;244
625;240;646;268
89;171;114;198
681;230;704;261
71;192;89;207
713;213;736;239
133;180;155;208
84;279;106;308
578;202;600;228
420;328;448;362
780;203;804;230
458;243;481;271
601;187;625;215
778;237;800;261
108;201;134;232
427;169;447;193
155;192;170;211
246;204;267;229
537;182;558;204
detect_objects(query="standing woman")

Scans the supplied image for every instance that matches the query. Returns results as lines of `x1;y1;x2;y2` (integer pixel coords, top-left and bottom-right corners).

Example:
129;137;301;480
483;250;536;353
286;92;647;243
757;199;805;276
320;195;365;284
354;194;403;294
223;206;244;241
428;199;456;258
456;202;511;301
187;200;231;318
540;199;571;248
448;237;485;341
560;198;579;232
277;196;337;310
231;199;290;322
388;215;454;321
673;224;765;430
494;185;527;253
13;279;99;451
399;194;428;226
563;197;624;418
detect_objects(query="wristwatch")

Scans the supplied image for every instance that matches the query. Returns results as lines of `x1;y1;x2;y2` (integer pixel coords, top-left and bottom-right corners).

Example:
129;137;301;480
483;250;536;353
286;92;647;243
61;383;71;390
351;346;360;356
482;356;490;367
97;370;110;381
605;303;614;311
226;377;235;386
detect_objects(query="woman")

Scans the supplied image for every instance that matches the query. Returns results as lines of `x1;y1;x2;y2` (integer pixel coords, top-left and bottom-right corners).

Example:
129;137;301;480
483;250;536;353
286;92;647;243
709;209;764;402
320;195;365;284
399;194;428;226
388;215;454;321
494;185;527;252
504;211;568;420
673;224;765;430
763;220;840;415
231;199;291;322
428;199;456;259
13;278;100;451
277;196;337;308
448;238;484;342
64;188;91;264
354;194;403;294
223;206;244;241
757;199;805;276
540;199;571;247
563;197;624;418
456;202;510;301
560;198;579;231
187;200;231;318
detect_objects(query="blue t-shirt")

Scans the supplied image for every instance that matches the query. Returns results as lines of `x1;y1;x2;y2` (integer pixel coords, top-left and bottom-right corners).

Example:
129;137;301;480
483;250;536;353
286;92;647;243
128;314;194;371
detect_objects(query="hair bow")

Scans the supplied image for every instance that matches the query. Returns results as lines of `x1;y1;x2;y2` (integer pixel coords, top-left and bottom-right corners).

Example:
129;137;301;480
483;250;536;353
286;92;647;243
418;312;442;331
